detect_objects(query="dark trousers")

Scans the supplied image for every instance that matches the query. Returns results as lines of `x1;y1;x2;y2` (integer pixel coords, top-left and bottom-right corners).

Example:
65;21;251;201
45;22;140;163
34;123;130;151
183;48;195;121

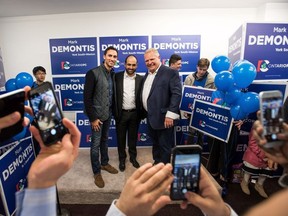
147;121;174;164
116;110;140;162
207;126;238;180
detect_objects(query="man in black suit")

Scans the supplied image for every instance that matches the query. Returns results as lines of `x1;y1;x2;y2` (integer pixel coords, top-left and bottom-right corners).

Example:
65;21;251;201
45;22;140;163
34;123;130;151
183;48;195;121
141;48;182;164
113;55;143;171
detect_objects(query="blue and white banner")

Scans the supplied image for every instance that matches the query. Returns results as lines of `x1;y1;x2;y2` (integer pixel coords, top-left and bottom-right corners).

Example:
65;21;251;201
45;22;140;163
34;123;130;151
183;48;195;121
75;112;152;148
0;48;6;91
53;76;85;111
99;36;149;72
50;37;97;75
180;86;215;114
244;23;288;80
152;35;201;72
228;25;244;66
190;100;233;142
75;112;117;148
0;138;35;216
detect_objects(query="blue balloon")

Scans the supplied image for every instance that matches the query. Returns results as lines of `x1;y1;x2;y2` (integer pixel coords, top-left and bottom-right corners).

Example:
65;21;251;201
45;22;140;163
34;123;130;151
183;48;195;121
16;72;33;88
211;55;231;73
224;88;243;106
25;113;34;124
238;92;259;114
5;78;18;92
232;61;256;88
230;105;248;120
212;90;225;105
214;71;234;92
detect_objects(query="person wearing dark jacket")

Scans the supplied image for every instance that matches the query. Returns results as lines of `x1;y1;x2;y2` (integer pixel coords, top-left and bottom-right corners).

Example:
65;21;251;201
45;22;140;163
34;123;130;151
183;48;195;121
113;55;143;171
84;46;119;188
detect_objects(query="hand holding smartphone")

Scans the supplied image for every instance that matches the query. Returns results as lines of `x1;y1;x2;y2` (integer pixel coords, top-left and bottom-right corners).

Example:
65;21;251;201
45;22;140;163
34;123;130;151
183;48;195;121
259;90;284;148
0;89;25;142
170;145;202;200
29;82;67;146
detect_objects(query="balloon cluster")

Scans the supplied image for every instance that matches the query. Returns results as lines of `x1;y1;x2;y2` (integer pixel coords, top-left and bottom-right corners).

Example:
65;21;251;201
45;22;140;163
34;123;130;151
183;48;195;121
211;55;259;120
5;72;33;92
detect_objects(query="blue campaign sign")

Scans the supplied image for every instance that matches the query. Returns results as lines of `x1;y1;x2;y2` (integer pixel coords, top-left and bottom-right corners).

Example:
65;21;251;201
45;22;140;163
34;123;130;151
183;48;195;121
99;36;149;72
53;76;85;111
244;23;288;80
228;25;243;65
75;112;117;148
180;86;215;114
190;100;233;142
152;35;201;72
50;37;97;75
76;112;152;148
137;119;153;147
0;138;35;216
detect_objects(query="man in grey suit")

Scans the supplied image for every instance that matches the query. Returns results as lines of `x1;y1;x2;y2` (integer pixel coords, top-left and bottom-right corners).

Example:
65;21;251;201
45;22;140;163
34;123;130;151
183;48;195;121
141;48;182;164
113;55;143;171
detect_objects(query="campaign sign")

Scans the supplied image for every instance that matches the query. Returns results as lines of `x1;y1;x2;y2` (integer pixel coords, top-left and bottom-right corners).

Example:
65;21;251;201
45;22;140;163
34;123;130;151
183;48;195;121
228;24;243;66
137;119;153;147
50;37;97;75
152;35;201;72
0;138;35;216
53;76;85;111
75;112;117;148
99;36;149;72
190;100;233;142
180;86;215;114
244;23;288;80
0;51;6;90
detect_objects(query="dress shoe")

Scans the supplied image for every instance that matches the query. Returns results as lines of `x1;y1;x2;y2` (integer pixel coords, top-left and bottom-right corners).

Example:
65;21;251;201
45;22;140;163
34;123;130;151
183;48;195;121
101;164;118;174
119;161;125;172
130;159;140;168
94;173;105;188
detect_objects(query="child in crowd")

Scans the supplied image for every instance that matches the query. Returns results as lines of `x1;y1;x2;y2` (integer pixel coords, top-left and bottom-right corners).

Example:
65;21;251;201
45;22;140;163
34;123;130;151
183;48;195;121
240;129;277;198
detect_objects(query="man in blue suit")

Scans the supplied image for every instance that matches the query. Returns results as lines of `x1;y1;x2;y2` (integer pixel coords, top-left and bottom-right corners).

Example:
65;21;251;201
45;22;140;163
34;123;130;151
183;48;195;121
141;48;182;164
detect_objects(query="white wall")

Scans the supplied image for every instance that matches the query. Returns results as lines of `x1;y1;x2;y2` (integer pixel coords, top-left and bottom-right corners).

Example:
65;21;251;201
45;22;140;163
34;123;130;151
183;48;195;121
0;8;256;81
0;3;287;82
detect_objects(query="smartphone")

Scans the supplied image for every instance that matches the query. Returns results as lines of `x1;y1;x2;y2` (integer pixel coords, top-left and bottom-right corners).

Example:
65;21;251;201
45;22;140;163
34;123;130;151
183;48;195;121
170;145;202;200
259;90;284;148
28;82;67;146
0;89;25;142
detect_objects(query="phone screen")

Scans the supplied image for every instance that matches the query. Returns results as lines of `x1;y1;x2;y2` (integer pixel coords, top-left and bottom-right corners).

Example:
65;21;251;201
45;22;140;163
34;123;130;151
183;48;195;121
170;146;201;200
0;89;25;142
29;82;67;146
261;95;283;146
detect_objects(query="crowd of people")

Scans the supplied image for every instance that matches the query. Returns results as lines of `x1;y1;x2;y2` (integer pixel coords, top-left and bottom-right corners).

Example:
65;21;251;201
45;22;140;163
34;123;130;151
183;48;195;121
1;46;288;215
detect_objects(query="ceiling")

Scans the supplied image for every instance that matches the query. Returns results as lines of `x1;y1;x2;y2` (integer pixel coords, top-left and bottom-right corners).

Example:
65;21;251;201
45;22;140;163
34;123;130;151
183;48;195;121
0;0;286;18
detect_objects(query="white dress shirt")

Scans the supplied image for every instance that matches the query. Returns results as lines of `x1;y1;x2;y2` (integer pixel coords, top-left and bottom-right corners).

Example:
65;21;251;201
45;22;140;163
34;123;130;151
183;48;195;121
122;71;136;110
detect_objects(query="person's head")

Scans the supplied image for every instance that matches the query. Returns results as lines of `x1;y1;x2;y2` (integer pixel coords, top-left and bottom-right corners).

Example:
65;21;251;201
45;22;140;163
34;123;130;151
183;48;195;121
144;48;161;73
32;66;46;84
196;58;210;78
169;54;182;71
103;46;118;71
124;55;138;76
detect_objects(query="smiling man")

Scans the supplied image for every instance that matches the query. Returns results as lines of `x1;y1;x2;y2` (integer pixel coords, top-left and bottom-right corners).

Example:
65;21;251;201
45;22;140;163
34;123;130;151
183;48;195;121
84;46;119;188
141;48;182;164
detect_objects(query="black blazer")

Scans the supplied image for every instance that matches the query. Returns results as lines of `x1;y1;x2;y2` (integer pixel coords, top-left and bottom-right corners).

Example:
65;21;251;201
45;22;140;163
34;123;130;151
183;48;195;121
113;71;143;122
